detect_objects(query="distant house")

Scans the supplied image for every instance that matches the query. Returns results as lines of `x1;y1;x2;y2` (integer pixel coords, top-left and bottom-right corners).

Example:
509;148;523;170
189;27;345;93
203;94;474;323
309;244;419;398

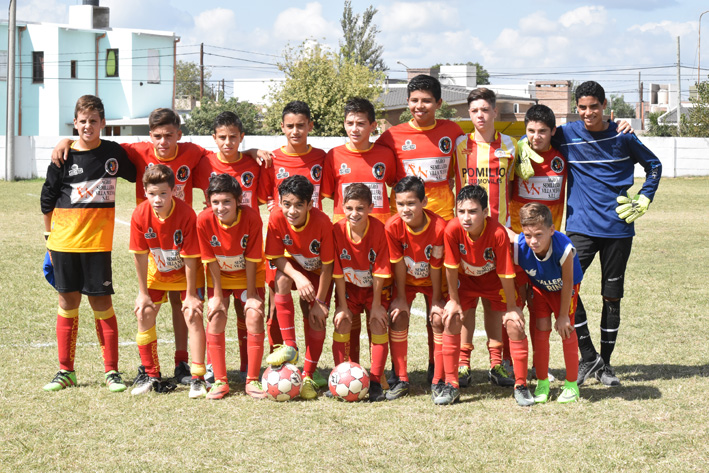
0;1;177;136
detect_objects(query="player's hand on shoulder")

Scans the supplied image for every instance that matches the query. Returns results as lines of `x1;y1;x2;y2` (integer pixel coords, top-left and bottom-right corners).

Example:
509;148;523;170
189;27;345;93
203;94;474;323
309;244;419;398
51;138;74;167
615;119;635;134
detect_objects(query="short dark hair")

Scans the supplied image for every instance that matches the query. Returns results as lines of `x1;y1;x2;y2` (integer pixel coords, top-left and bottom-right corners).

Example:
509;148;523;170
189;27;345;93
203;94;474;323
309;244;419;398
282;100;311;121
278;174;314;203
575;81;606;105
74;95;105;119
393;176;426;202
344;97;376;123
456;185;488;210
519;202;553;228
149;108;181;130
343;183;373;206
467;88;496;108
206;173;242;202
212;111;244;134
524;104;556;130
407;74;441;102
143;163;175;189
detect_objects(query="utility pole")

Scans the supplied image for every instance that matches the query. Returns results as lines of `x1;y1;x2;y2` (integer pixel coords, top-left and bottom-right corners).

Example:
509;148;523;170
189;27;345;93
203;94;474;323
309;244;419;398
5;0;16;181
699;10;709;84
199;43;204;101
677;36;681;136
221;78;225;102
638;71;644;130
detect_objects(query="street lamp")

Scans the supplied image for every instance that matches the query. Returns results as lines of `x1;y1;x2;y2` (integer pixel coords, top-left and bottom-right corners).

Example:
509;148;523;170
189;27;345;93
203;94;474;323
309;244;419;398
698;10;709;84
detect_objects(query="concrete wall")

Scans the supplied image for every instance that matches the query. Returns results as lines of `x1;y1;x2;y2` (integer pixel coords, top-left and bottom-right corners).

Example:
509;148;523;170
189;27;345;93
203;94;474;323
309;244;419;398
1;135;706;181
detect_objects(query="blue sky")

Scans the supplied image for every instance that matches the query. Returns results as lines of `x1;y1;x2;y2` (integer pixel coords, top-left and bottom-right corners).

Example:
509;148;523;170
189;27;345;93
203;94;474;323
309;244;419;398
5;0;706;101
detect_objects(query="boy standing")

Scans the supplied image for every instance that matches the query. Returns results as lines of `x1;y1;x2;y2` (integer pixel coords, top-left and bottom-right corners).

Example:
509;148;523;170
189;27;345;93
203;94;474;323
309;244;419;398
41;95;136;392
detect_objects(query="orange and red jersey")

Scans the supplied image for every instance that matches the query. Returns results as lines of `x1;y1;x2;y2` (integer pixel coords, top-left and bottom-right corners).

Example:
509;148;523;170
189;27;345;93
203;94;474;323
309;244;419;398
196;205;265;290
193;151;264;212
260;146;326;210
41;140;136;252
322;143;397;224
333;216;392;288
378;120;463;221
124;141;209;206
264;207;336;276
454;132;517;227
443;216;515;291
129;198;202;291
509;146;567;233
385;209;446;287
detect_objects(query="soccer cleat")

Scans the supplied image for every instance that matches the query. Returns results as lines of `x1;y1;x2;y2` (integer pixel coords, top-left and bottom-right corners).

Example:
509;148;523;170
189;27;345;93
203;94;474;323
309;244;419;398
368;381;386;402
458;365;472;388
174;361;192;385
132;365;146;384
514;384;535;407
488;364;515;387
206;380;230;400
430;381;445;401
265;344;299;367
577;354;604;386
323;389;334;399
205;364;215;385
595;364;620;387
312;370;328;389
434;383;460;405
386;364;398;388
528;367;556;383
189;378;207;399
131;373;159;395
104;370;127;393
300;376;318;400
427;362;435;385
385;380;410;401
533;378;550;403
244;380;267;400
502;359;514;377
43;370;77;392
558;380;580;403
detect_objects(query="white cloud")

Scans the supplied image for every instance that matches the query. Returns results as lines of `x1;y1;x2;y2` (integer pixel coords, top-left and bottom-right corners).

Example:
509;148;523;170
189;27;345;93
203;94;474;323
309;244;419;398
629;20;695;37
378;2;459;33
192;8;238;47
559;6;610;30
272;2;340;44
15;0;67;23
101;0;193;32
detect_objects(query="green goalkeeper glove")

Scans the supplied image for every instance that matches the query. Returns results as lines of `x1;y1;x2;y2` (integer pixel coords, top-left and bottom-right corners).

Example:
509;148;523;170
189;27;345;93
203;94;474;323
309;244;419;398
615;193;651;223
515;137;544;181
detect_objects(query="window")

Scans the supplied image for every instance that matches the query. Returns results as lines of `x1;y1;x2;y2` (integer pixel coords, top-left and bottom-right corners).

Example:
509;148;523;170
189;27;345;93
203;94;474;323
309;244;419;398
0;50;7;80
70;60;78;79
147;49;160;84
513;103;520;114
32;51;44;83
105;49;118;77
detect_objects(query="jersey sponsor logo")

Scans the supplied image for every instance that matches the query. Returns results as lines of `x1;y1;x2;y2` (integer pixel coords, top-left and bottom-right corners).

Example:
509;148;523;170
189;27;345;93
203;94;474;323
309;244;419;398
404;255;430;279
240;234;249;249
551;156;564;174
312;185;321;209
432;245;443;259
494;149;512;158
525;268;537;277
309;239;321;255
339;163;351;175
174;229;183;246
173;184;186;201
402;140;416;151
343;267;373;287
483;247;495;262
241;172;254;188
105;158;119;176
311;165;323;182
70;178;117;204
438;136;452;154
268;260;277;270
216;254;246;272
459;243;467;255
68;164;84;177
210;235;221;247
176;165;190;183
241;191;253;207
276;167;289;179
341;182;384;208
291;253;322;272
368;248;376;264
518;176;562;201
144;227;157;239
461;166;506;185
340;249;351;260
402;243;409;250
402;157;450;183
424;244;432;260
149;247;184;272
461;259;495;277
372;162;386;180
282;235;293;246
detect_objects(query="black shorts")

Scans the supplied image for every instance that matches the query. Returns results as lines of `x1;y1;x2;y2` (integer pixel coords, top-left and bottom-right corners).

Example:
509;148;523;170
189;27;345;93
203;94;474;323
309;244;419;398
567;233;633;299
50;251;114;296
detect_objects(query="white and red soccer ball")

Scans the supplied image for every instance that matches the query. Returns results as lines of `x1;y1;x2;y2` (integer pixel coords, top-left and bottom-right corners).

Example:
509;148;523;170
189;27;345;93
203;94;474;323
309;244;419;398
261;363;302;401
328;361;370;402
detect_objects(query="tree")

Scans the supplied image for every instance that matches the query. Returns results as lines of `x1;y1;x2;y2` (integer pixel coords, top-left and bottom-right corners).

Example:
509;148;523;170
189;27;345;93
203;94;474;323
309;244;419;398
184;98;266;135
265;41;385;136
175;60;213;99
645;110;677;137
398;101;456;124
606;94;636;119
340;0;386;72
431;62;490;85
680;81;709;137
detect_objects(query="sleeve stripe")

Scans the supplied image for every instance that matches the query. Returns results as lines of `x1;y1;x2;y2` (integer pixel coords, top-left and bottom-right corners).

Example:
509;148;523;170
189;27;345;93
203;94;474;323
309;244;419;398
245;257;263;263
129;249;149;254
372;273;392;278
444;263;460;269
390;256;403;263
265;253;284;260
201;257;217;264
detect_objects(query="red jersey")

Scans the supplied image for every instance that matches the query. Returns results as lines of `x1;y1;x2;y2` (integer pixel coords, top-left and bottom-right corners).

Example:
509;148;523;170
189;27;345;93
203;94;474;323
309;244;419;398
454;132;517;226
193;151;264;212
196;205;265;290
264;207;336;276
385;209;446;287
124;141;208;206
129;198;202;291
509;146;567;233
378;119;462;221
322;143;397;224
443;216;515;291
260;146;326;210
333;216;392;288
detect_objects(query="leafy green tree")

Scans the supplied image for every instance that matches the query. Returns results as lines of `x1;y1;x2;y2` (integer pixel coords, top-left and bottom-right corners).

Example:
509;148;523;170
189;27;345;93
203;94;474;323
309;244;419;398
265;42;385;136
430;62;489;85
184;98;265;136
606;94;636;119
175;60;213;99
398;101;456;124
645;110;677;137
340;0;386;72
680;81;709;137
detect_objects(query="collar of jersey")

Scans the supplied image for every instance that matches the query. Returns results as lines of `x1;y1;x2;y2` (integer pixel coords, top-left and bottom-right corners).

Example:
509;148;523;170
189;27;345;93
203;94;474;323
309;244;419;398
289;210;311;232
406;211;430;235
217;208;242;229
465;218;487;242
408;119;437;131
153;144;179;162
280;145;312;156
345;142;374;153
71;139;102;151
153;198;176;221
217;151;243;164
471;131;499;144
346;217;370;243
534;241;554;262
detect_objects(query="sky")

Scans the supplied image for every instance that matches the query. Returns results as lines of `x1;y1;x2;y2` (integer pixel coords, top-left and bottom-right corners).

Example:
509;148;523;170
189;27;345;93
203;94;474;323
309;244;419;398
4;0;707;102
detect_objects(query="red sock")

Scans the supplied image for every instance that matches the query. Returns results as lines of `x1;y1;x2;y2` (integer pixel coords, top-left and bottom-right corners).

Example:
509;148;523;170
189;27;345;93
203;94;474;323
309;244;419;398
533;330;551;381
528;311;537;353
443;333;461;387
303;317;325;378
332;331;350;366
350;312;361;363
432;332;444;384
509;337;529;386
502;323;511;363
236;316;248;372
94;308;119;372
487;339;503;368
389;329;409;382
369;333;389;383
274;294;296;348
205;338;211;365
246;331;265;382
174;349;188;367
57;308;79;371
207;331;227;382
137;327;160;378
563;331;579;382
426;321;434;365
459;343;474;368
267;311;283;351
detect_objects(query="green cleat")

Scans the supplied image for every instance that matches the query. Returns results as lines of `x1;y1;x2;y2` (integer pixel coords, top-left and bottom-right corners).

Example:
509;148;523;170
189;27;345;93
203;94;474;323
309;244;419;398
558;380;580;404
44;370;77;391
300;376;318;400
104;370;127;393
312;370;328;389
385;380;410;401
458;365;472;388
489;364;514;387
265;344;299;367
533;378;550;403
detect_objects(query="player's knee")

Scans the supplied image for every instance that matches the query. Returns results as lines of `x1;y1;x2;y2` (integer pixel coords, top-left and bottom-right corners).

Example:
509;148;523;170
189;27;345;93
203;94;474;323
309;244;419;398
535;316;552;332
430;314;444;332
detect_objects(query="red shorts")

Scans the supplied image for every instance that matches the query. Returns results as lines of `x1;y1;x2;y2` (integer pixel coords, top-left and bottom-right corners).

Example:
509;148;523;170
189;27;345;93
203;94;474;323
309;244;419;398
276;264;334;307
206;287;266;303
336;284;392;315
393;284;448;308
529;283;580;322
149;287;205;305
457;275;522;312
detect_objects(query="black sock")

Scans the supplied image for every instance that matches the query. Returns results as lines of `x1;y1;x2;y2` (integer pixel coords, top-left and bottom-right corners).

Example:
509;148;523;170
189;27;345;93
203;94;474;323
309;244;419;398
600;299;620;365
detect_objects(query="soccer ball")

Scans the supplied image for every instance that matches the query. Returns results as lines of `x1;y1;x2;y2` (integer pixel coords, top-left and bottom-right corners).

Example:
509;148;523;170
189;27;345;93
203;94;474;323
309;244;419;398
328;361;370;402
261;363;302;401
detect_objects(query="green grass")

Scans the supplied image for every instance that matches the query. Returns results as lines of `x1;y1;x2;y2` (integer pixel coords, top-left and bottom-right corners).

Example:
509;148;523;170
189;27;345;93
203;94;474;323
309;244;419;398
1;177;708;472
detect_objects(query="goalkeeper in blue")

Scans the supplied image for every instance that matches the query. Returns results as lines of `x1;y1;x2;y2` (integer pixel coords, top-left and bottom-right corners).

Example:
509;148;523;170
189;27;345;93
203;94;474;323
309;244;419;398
534;81;662;387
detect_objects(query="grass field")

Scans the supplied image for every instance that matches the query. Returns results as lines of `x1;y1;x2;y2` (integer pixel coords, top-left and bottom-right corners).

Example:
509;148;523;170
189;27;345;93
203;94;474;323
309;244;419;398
1;176;708;472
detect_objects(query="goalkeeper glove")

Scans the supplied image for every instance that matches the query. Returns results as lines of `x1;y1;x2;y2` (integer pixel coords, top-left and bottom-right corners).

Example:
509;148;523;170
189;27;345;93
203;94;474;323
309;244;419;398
515;137;544;181
615;193;651;223
43;251;56;288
